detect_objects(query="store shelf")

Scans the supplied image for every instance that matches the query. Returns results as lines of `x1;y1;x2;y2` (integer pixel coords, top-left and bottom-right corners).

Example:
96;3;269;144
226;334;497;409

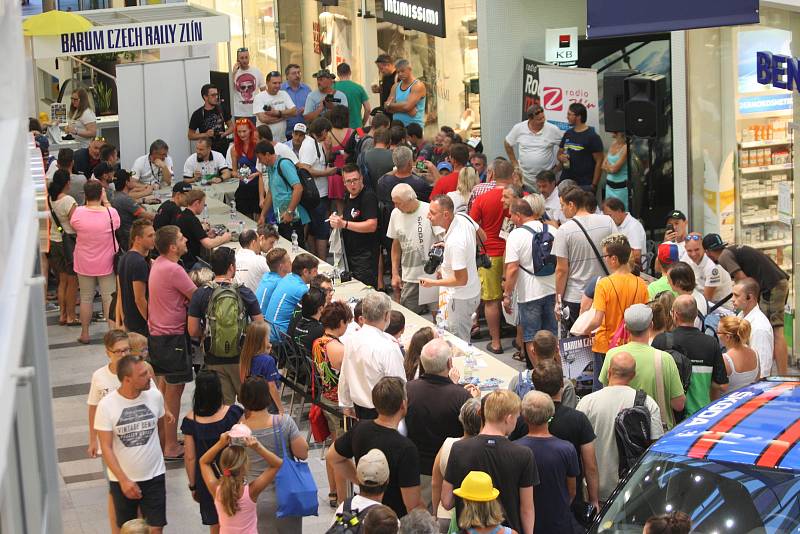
749;238;792;250
740;139;792;149
741;214;780;225
741;189;779;199
741;163;794;174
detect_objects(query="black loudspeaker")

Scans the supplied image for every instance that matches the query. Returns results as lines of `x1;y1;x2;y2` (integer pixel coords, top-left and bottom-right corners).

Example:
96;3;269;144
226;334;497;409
603;70;638;133
624;73;667;138
210;71;232;118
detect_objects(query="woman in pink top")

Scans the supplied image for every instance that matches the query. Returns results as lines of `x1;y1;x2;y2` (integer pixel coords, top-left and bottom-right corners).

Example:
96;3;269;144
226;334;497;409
70;180;120;344
200;431;283;534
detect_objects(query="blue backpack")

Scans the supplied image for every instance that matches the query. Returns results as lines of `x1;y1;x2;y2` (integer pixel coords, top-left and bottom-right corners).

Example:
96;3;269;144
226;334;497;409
518;224;556;277
514;370;535;399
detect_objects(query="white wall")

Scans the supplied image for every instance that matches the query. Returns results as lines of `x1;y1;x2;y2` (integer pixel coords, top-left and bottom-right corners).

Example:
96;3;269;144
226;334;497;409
476;0;586;157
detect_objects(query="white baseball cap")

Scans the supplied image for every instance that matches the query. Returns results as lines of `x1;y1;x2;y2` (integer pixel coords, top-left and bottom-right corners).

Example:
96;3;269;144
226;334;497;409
293;123;308;134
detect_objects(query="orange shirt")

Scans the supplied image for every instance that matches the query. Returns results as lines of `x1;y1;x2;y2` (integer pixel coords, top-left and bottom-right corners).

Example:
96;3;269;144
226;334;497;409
592;272;649;354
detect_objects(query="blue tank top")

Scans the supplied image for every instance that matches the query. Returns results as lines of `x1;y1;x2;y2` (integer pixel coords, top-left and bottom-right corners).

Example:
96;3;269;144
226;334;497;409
606;148;627;184
393;79;425;127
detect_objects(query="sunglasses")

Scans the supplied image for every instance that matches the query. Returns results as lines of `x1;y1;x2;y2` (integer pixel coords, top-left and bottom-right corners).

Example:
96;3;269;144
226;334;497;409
686;235;702;241
268;70;281;78
93;136;106;142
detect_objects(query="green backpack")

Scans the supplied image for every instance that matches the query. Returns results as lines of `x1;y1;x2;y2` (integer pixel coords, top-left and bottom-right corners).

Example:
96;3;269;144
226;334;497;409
203;281;248;358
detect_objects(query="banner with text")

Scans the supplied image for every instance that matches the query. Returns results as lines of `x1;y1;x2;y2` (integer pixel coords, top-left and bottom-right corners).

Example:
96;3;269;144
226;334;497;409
380;0;446;38
522;60;599;131
32;15;230;58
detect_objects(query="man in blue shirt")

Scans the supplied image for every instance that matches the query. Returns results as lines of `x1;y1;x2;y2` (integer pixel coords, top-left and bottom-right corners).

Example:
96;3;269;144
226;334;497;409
281;64;312;139
255;247;292;315
255;141;310;248
265;253;319;341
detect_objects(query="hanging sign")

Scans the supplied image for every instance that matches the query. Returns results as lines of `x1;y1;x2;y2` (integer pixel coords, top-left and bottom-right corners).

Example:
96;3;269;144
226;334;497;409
31;14;230;58
381;0;446;38
545;27;578;67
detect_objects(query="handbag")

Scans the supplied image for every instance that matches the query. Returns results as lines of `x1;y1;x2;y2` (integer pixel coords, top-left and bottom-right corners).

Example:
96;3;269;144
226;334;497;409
107;208;123;274
49;202;76;265
308;365;331;443
148;334;191;375
272;415;319;517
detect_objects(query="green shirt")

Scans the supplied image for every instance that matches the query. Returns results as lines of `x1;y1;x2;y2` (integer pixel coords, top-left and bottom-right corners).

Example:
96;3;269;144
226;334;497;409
601;342;685;429
647;276;677;300
335;80;369;128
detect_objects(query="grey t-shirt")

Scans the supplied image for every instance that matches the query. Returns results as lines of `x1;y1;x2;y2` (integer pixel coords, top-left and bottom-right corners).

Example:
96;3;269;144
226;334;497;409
364;147;395;187
111;190;142;247
508;371;577;408
553;214;618;303
304;90;349;118
69;173;87;205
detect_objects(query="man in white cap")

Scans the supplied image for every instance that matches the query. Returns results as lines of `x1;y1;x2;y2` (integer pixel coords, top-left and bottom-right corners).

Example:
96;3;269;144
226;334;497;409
331;448;389;524
599;304;686;430
285;123;307;159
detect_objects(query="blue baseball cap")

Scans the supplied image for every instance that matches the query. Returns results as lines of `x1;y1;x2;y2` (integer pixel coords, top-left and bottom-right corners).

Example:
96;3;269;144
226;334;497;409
437;161;453;173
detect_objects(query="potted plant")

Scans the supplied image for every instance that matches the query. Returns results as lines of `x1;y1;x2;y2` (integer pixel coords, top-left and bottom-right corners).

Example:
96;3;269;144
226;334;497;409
94;81;114;115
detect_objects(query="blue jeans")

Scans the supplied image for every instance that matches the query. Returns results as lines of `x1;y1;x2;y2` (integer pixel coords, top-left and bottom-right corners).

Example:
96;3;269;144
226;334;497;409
517;294;557;341
593;351;605;392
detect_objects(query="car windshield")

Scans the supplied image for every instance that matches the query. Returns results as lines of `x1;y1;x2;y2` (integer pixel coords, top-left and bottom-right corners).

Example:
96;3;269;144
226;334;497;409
592;452;800;533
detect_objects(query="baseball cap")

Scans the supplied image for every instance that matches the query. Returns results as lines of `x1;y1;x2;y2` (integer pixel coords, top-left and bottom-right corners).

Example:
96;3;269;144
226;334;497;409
356;449;390;486
375;53;393;64
666;209;687;222
702;233;727;251
293;123;307;134
437;161;453;173
657;243;680;266
172;181;192;193
312;69;336;79
624;304;653;332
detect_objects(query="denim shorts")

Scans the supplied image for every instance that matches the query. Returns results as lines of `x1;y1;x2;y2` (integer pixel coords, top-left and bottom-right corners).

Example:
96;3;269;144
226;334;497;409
308;196;331;240
517;294;557;341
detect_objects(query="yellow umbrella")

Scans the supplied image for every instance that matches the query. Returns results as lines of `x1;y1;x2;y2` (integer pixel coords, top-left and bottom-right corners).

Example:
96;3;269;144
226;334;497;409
23;10;93;37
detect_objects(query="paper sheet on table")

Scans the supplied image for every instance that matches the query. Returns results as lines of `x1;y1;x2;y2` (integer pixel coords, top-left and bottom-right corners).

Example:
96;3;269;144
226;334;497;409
418;276;439;305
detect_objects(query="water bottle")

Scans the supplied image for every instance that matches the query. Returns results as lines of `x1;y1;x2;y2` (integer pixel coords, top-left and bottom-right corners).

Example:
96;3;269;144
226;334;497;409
237;220;244;235
435;311;446;337
464;348;477;381
332;267;341;286
201;203;208;221
230;200;237;220
291;230;299;254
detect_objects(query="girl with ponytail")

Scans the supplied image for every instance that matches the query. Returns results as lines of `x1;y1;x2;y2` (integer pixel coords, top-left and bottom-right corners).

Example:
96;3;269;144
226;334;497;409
717;316;759;391
199;427;283;533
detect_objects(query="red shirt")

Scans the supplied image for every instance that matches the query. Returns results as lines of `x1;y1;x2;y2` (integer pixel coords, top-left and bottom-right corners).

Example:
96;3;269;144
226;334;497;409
469;186;508;257
430;170;459;198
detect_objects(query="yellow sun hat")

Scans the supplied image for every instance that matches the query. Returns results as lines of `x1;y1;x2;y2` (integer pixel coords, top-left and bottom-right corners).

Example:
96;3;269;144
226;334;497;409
453;471;500;502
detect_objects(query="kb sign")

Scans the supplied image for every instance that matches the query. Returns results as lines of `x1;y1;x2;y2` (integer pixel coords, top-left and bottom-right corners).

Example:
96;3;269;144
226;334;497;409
546;27;578;67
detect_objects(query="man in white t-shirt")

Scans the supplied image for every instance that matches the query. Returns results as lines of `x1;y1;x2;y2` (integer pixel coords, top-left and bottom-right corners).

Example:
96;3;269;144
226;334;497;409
535;170;564;224
131;139;174;187
684;232;734;309
602;197;646;267
504;105;562;191
504;198;557;360
253;71;296;142
577;351;663;501
299;117;338;260
95;355;166;532
231;47;263;120
554;186;618;332
234;229;269;292
733;278;775;377
331;448;389;523
387;183;439;316
182;138;231;183
421;195;481;342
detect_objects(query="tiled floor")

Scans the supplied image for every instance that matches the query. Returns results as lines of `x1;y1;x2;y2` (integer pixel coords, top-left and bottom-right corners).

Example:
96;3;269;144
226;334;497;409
48;301;528;533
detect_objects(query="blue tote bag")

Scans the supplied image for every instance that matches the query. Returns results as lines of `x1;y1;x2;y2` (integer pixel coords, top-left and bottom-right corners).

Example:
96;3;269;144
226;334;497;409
272;416;319;517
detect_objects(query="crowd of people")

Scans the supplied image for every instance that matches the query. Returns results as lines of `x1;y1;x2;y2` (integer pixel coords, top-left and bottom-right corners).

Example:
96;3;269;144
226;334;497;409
36;51;794;534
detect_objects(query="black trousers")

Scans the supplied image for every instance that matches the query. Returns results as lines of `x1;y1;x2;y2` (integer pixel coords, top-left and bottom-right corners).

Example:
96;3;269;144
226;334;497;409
278;220;306;251
354;404;378;420
346;246;379;288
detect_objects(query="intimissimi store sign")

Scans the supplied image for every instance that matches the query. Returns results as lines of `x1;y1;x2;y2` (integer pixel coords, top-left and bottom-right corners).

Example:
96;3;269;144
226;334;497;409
380;0;446;38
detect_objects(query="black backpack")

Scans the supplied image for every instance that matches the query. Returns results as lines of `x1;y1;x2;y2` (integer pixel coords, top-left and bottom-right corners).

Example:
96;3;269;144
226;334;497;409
518;223;556;277
614;389;652;477
326;498;376;534
276;156;320;211
663;332;692;394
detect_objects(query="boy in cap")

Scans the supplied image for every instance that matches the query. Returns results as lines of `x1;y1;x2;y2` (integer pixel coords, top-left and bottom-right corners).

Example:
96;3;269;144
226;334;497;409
664;209;689;256
154;181;191;230
599;304;686;429
648;243;681;300
331;448;390;522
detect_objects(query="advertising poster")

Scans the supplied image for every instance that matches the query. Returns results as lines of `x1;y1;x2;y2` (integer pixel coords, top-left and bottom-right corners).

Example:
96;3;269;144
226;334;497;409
522;61;599;131
559;335;594;380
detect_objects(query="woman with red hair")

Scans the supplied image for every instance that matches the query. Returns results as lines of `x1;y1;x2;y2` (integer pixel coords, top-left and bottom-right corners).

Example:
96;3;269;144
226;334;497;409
231;118;261;219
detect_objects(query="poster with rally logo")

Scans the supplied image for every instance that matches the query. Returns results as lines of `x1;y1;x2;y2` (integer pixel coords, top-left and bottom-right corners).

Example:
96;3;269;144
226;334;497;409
521;59;599;132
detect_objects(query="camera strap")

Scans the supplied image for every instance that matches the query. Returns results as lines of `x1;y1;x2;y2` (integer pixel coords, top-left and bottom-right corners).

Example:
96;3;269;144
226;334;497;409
457;212;488;256
572;216;610;276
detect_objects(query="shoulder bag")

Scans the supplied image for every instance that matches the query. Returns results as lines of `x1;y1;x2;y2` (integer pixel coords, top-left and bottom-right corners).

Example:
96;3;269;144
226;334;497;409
49;201;76;267
273;415;319;517
107;208;123;274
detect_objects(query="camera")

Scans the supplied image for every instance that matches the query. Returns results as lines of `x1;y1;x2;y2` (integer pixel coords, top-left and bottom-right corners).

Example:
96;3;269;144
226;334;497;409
476;252;492;270
262;105;272;112
230;436;246;447
424;246;445;275
324;94;342;104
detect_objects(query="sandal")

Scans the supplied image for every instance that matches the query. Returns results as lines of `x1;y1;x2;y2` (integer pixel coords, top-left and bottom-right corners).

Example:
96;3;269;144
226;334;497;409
328;492;338;508
470;325;483;339
485;342;504;355
512;350;526;362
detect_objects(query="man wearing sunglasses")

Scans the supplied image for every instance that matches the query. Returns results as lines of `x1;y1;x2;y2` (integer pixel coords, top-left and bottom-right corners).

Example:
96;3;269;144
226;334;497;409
188;83;233;155
253;70;296;142
231;47;263;122
504;105;562;192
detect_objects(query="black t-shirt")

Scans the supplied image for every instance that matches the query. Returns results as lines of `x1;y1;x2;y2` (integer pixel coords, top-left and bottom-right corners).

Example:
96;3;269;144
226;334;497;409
189;106;231;154
287;315;324;354
176;209;207;269
718;245;789;292
187;281;261;364
653;327;728;385
380;71;398;108
154;200;182;230
559;127;603;186
548;402;596;505
73;148;100;179
343;188;379;254
117;250;150;336
334;421;420;518
405;374;472;475
376;173;432;204
444;434;538;534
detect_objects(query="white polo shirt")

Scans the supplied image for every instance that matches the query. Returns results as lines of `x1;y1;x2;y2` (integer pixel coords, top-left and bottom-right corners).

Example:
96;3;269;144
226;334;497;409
183;151;229;180
617;213;647;263
740;305;775;377
131;154;174;186
505;120;562;185
544;188;564;224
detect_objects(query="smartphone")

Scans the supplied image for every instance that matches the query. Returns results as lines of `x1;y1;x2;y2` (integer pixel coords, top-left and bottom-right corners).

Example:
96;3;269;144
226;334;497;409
415;160;427;171
666;223;674;234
